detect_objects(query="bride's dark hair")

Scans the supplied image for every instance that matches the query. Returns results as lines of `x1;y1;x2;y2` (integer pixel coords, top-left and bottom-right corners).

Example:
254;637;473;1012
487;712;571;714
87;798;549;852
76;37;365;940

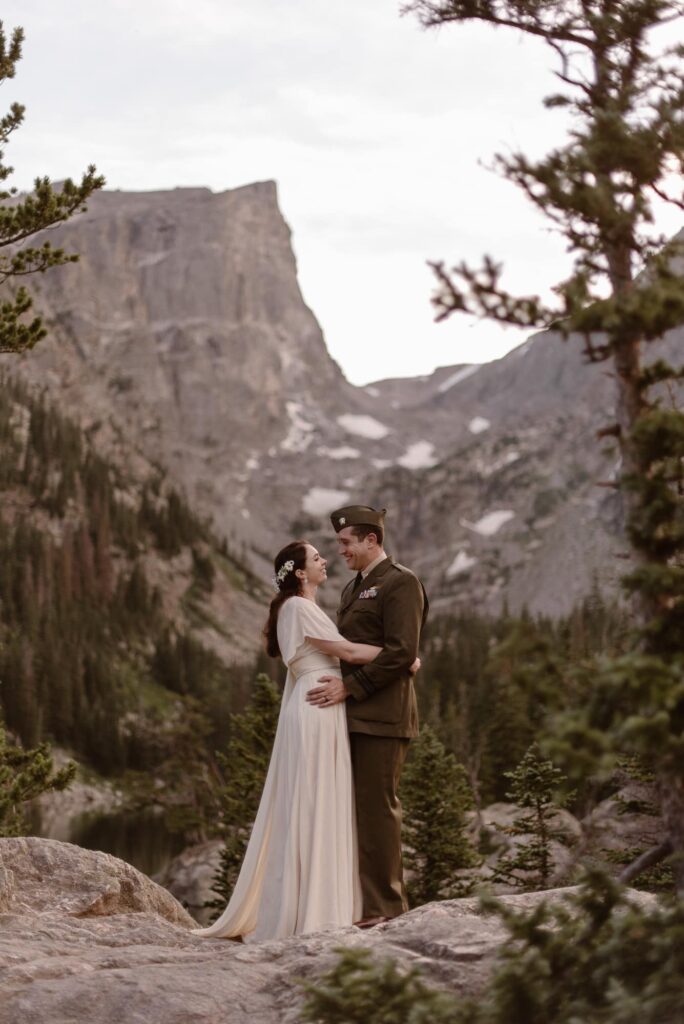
263;540;309;659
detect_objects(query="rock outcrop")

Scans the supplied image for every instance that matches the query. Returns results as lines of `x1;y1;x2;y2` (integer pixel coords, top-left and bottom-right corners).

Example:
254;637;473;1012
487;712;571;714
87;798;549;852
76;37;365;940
155;838;224;923
0;837;656;1024
3;183;363;562
0;836;194;924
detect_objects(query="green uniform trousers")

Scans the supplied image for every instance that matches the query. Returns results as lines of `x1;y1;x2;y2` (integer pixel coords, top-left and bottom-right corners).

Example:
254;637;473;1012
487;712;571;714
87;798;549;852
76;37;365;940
349;733;411;919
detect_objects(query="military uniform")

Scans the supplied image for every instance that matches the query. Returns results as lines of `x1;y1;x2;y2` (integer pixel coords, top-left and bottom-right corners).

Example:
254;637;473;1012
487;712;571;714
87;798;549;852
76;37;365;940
331;505;429;919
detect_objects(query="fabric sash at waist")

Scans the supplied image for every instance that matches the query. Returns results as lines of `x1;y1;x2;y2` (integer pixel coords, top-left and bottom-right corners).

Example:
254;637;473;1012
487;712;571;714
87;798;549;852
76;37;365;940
290;651;340;681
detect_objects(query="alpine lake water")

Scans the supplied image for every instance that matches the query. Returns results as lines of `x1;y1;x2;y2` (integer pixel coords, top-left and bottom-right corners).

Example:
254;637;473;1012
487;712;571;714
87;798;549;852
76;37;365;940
67;807;187;880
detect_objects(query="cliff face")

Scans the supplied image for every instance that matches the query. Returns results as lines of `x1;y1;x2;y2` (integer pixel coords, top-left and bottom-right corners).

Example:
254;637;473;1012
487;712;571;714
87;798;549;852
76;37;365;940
5;186;682;616
6;182;358;550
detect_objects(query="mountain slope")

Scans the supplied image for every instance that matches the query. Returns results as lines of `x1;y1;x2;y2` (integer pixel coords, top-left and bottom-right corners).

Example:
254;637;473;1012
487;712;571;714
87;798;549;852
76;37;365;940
0;372;267;773
3;185;682;616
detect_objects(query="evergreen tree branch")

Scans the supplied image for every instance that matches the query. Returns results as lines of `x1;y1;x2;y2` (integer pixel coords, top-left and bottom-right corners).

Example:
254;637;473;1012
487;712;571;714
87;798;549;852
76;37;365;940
403;0;597;49
0;21;24;80
0;170;105;249
428;257;557;327
0;21;104;353
650;181;684;210
618;838;674;884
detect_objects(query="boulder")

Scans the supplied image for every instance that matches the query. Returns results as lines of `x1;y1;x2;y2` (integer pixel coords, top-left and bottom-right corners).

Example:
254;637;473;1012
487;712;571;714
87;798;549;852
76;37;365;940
581;781;665;858
0;836;194;925
474;801;582;845
155;838;224;921
467;802;581;891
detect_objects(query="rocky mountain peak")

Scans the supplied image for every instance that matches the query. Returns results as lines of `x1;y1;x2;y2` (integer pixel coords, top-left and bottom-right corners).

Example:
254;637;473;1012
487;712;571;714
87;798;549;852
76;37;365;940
6;183;353;549
4;182;682;615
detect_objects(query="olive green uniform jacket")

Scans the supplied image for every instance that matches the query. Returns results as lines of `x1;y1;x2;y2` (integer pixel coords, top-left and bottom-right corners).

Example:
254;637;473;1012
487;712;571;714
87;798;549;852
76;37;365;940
338;557;429;738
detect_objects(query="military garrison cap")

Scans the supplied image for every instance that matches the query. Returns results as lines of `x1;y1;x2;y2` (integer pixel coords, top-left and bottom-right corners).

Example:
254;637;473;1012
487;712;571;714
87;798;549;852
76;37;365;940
330;505;386;533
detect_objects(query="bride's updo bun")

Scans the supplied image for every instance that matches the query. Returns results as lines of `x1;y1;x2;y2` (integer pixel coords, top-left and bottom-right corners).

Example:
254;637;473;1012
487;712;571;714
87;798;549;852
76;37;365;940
263;540;309;658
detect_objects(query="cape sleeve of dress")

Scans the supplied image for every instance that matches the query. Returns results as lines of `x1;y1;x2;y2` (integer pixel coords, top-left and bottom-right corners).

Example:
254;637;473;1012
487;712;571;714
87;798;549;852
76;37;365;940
277;597;345;667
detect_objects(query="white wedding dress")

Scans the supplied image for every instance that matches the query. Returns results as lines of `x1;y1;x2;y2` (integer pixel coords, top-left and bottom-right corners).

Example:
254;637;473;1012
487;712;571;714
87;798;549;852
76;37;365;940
193;596;362;942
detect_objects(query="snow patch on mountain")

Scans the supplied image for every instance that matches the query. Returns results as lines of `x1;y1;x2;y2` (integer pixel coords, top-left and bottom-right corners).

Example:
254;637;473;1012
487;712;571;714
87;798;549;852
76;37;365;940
337;414;390;440
303;487;350;516
469;416;490;434
398;441;437;470
437;365;480;393
462;510;516;536
317;445;361;460
281;401;315;453
137;251;169;269
446;550;478;577
478;450;521;477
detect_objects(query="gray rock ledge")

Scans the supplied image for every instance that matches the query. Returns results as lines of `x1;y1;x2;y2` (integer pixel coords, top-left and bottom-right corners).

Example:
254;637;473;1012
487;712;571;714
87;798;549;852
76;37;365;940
0;837;656;1024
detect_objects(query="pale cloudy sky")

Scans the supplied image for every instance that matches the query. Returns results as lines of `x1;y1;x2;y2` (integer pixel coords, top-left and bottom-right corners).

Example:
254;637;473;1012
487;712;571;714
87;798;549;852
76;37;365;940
2;1;682;384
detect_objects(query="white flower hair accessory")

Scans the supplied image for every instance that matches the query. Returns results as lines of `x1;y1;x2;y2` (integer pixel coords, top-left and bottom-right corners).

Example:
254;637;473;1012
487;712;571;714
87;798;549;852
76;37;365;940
273;559;295;591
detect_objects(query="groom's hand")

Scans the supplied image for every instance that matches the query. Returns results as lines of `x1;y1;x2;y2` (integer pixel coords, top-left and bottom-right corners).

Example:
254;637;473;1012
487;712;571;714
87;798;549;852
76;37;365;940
306;675;348;707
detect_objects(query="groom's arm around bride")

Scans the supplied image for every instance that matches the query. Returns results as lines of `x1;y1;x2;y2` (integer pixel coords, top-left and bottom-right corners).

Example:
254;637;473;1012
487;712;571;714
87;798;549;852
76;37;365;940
340;560;426;736
307;509;428;736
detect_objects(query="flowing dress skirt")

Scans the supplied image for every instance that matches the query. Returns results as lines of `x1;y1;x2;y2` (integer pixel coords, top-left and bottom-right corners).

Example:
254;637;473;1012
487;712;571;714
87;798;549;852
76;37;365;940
193;649;362;942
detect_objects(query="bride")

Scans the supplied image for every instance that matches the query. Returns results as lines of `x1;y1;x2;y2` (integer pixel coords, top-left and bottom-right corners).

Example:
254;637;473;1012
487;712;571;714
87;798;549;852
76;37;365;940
193;539;384;943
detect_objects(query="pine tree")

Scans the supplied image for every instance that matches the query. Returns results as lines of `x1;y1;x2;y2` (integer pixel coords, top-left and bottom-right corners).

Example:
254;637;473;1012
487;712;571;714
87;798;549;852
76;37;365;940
125;698;221;844
0;374;264;781
300;947;460;1024
0;22;104;353
205;674;281;919
600;755;674;894
441;613;496;812
191;546;215;593
490;745;571;892
405;0;684;889
400;725;478;906
0;718;76;836
303;871;684;1024
481;621;563;805
94;504;114;601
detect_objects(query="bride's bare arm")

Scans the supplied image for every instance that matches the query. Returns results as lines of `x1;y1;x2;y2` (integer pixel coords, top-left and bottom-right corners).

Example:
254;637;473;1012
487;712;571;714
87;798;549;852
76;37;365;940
308;636;422;672
306;636;382;665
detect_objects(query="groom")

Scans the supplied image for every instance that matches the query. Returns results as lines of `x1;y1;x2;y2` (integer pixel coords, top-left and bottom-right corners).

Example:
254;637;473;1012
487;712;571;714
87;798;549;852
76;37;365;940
306;504;429;927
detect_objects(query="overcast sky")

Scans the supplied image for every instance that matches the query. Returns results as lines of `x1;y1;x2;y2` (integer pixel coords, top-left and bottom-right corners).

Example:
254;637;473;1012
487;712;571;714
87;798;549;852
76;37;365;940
3;1;682;385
